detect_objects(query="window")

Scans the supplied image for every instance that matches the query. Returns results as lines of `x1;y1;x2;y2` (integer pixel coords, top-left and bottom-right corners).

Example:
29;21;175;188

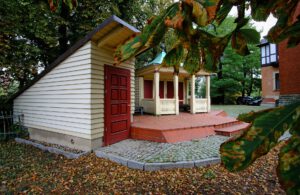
274;72;280;91
260;43;278;65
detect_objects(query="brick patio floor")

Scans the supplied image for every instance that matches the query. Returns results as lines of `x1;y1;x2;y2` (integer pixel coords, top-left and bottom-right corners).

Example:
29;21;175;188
131;111;249;143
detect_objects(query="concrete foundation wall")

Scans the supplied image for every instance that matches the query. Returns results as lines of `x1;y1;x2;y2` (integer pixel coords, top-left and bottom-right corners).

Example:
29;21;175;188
29;128;102;151
279;94;300;106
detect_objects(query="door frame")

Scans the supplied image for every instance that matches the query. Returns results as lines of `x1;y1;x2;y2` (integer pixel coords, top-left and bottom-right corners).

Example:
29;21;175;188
104;65;131;146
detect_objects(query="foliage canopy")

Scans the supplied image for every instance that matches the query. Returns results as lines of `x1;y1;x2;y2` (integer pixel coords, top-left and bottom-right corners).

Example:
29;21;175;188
114;0;299;74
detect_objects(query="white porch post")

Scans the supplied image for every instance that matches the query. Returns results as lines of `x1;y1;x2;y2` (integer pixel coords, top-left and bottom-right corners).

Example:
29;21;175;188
206;75;211;112
154;71;160;115
174;73;179;115
138;77;144;106
190;75;196;114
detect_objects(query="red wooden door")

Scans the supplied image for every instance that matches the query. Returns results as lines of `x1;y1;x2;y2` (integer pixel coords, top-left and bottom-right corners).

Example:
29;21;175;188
104;65;131;146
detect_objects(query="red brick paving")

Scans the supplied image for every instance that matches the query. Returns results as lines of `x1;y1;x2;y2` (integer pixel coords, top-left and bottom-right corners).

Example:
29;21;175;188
131;111;249;143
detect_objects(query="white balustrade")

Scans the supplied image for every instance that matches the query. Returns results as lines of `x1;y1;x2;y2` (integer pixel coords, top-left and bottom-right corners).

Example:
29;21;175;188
140;99;155;114
160;99;176;115
195;98;208;112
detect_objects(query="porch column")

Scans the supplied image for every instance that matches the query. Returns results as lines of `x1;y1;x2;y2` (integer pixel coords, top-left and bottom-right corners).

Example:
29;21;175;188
154;71;160;115
138;77;144;106
190;75;196;114
174;73;179;115
206;75;211;112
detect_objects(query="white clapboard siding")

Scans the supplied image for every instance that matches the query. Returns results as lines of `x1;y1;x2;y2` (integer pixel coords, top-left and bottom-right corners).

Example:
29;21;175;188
90;42;135;140
14;41;94;139
14;109;103;120
14;40;135;142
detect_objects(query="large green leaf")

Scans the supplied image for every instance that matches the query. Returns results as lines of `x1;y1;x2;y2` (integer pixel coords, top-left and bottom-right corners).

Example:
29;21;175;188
184;41;200;74
114;2;180;63
161;43;185;73
231;31;249;56
215;2;233;24
237;108;275;123
114;35;143;64
220;102;300;172
278;134;300;194
266;0;299;44
238;28;260;44
250;0;273;21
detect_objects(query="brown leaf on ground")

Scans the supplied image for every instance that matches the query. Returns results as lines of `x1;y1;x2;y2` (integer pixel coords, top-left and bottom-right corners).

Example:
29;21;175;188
0;141;286;194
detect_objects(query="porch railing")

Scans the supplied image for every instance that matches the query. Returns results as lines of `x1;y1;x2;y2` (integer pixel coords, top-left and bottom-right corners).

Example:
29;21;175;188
160;99;176;115
140;99;155;114
195;98;208;112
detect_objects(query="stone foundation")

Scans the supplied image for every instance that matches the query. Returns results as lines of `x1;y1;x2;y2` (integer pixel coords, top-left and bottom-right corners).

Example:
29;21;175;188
278;94;300;106
28;128;103;151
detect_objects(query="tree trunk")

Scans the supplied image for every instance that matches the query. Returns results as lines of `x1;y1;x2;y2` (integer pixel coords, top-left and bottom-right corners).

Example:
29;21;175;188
247;69;254;96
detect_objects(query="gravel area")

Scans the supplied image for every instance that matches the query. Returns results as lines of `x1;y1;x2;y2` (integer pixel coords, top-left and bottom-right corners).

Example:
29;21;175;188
97;135;228;163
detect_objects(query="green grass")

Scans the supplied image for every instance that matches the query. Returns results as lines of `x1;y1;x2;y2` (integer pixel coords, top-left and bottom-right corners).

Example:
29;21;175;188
211;105;271;117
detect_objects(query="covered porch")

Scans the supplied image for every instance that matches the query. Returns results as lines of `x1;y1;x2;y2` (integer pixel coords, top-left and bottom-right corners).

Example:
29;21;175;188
136;64;211;115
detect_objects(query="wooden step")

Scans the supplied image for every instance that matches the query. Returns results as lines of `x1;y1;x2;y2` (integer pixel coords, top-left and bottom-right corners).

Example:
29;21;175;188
214;122;250;136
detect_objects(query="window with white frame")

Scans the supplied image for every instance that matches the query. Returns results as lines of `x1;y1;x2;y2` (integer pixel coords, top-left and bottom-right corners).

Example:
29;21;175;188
261;43;278;65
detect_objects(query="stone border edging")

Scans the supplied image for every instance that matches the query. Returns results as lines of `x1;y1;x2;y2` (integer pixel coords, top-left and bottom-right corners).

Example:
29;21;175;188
15;138;90;159
95;150;221;171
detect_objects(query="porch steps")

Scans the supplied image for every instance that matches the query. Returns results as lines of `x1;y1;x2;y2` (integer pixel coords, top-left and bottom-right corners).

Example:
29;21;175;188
214;122;250;136
131;112;250;143
211;110;228;117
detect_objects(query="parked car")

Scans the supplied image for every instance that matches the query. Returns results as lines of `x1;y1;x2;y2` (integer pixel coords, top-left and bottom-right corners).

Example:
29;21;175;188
236;96;262;106
236;96;253;105
247;96;262;106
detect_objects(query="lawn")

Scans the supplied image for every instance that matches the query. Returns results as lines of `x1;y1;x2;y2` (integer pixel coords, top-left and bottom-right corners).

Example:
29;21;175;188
211;105;270;117
0;141;285;194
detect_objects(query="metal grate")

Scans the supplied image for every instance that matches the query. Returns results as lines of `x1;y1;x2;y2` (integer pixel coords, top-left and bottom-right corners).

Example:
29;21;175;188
0;111;26;140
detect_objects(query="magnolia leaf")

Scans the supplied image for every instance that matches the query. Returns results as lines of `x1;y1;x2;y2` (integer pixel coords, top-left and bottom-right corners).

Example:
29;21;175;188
114;35;142;64
114;3;180;63
237;108;275;123
269;18;300;47
184;41;200;74
231;31;249;56
266;0;299;43
239;28;260;44
190;1;208;27
161;43;184;73
277;134;300;194
220;102;300;172
204;51;214;72
215;3;233;24
250;0;272;21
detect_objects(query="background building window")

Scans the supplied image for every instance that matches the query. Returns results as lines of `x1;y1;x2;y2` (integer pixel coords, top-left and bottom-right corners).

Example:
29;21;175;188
260;43;278;65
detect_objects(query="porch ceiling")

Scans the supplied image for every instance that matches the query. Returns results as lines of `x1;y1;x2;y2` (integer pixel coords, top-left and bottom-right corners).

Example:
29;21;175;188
91;19;139;50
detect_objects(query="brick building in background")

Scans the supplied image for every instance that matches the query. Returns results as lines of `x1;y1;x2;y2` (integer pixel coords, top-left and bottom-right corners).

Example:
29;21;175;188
259;3;300;106
258;40;280;106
